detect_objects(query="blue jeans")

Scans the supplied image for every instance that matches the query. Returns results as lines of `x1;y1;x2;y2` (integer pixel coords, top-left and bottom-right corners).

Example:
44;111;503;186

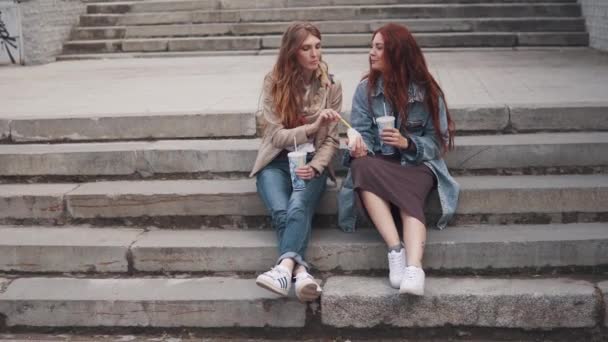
256;157;328;269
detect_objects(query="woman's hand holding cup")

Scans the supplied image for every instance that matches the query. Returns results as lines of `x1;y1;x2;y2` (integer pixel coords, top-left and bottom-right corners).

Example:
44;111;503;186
380;128;409;149
295;165;317;180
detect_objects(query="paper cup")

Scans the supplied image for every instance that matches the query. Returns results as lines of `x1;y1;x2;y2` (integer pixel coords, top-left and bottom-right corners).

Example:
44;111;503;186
376;116;396;155
288;151;307;191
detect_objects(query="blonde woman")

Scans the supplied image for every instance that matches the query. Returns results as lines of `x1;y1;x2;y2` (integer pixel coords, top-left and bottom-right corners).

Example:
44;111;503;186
250;22;342;302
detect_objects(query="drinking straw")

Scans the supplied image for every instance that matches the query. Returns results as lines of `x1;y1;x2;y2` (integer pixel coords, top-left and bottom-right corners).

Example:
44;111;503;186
294;136;298;152
338;115;352;129
383;102;388;116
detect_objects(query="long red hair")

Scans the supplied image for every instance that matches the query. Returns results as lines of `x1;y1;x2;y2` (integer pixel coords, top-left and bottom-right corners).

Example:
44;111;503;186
271;22;323;129
366;24;455;152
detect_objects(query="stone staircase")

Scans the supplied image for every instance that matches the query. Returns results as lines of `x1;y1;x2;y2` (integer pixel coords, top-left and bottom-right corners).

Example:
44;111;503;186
0;96;607;338
58;0;589;60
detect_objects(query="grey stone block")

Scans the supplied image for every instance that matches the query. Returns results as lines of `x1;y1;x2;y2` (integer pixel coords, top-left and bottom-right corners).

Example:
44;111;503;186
3;132;606;176
451;105;509;132
126;24;233;38
120;12;193;26
456;175;608;214
60;175;608;220
132;230;278;272
0;277;305;327
74;27;126;40
0;183;77;219
79;14;120;27
0;120;9;141
168;37;261;51
122;39;168;52
0;143;140;176
322;277;598;328
599;281;608;328
62;40;121;54
415;32;516;48
517;32;589;46
131;223;608;273
10;112;256;142
445;132;608;170
0;227;142;273
65;179;270;218
509;103;608;131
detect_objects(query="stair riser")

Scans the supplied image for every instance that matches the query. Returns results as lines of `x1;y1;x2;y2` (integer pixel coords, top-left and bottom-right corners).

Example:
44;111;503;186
79;5;582;27
3;105;607;143
72;19;586;40
0;139;606;176
62;32;589;54
86;0;579;14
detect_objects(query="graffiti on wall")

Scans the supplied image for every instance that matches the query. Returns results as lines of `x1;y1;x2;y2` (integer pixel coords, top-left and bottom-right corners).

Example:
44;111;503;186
0;5;21;65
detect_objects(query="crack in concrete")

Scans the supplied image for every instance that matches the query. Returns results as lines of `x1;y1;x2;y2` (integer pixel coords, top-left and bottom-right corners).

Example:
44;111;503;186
0;278;15;294
457;146;492;169
126;230;147;274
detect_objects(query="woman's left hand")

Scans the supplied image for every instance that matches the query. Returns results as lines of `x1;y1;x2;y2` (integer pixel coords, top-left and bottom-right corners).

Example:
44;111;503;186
296;165;318;180
380;128;409;149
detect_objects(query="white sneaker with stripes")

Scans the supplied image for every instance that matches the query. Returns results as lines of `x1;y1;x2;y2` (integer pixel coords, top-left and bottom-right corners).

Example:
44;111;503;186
255;265;292;297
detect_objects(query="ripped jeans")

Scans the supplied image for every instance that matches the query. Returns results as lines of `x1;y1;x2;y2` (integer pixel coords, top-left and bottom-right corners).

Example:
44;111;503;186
256;157;327;269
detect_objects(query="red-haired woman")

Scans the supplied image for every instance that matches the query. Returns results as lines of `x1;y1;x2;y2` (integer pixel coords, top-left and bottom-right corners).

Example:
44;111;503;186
345;23;459;295
250;22;342;302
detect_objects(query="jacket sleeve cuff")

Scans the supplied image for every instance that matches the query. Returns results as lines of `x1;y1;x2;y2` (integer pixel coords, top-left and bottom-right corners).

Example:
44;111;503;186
408;135;425;164
308;160;325;175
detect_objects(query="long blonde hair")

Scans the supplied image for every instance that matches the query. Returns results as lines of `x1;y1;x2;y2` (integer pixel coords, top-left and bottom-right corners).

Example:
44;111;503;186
270;22;326;129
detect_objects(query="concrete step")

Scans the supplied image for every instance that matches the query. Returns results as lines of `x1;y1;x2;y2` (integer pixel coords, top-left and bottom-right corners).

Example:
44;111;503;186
4;103;607;143
0;227;143;273
4;111;256;143
86;0;579;14
62;32;589;54
71;18;586;40
0;132;607;177
0;277;307;328
78;4;582;27
322;277;602;329
0;276;604;329
0;175;606;225
2;223;605;273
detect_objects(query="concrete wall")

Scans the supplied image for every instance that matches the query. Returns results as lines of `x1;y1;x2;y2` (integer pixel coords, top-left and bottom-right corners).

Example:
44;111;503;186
579;0;608;52
19;0;85;64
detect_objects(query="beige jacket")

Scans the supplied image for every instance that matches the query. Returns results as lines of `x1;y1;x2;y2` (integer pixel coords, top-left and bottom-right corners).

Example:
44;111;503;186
250;68;343;178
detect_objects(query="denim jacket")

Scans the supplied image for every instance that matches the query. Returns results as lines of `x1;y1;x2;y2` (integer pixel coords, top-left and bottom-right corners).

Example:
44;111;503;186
338;77;460;230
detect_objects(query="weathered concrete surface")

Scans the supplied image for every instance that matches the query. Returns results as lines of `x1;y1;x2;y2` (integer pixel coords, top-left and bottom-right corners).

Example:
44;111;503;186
322;277;598;328
131;223;608;272
600;281;608;328
132;229;278;272
0;183;78;219
454;174;608;214
0;120;9;141
0;277;305;327
3;50;608;122
510;102;608;132
444;132;608;170
0;227;142;273
0;139;259;175
9;112;256;142
5;102;607;142
3;132;606;176
74;18;585;39
60;174;608;219
64;178;270;218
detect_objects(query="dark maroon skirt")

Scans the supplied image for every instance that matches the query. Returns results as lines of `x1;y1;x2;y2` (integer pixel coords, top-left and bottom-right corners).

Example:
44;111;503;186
351;155;435;226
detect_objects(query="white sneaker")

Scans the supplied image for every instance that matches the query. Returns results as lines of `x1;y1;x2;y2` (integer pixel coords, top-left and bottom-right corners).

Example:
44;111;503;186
399;266;425;296
255;265;292;297
294;271;322;302
387;248;407;289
